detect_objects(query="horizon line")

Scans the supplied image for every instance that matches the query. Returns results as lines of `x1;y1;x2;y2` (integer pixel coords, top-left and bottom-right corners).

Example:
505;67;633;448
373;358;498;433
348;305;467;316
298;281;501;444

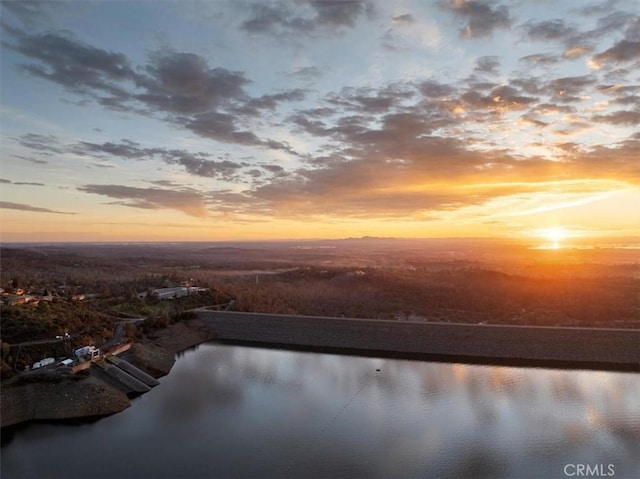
1;235;639;246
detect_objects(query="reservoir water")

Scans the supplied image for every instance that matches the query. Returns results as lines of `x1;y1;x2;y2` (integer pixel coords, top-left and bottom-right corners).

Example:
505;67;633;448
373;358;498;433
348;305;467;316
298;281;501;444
2;343;639;478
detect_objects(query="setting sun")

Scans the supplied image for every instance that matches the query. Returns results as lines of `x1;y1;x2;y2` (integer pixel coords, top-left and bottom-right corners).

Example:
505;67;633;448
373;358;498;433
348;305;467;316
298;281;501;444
544;227;567;244
530;227;570;249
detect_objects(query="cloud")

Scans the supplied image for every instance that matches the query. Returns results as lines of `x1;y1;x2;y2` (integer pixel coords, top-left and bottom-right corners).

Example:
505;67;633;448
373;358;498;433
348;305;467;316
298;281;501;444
10;154;49;165
326;85;414;114
13;181;45;186
0;201;75;214
461;85;537;113
611;94;640;107
6;30;135;99
594;11;639;39
15;134;279;181
419;80;457;98
309;0;374;27
287;66;322;79
441;0;511;38
28;136;267;181
234;89;306;116
4;28;301;151
260;164;286;176
73;139;154;159
518;115;548;128
521;10;638;61
242;143;570;219
14;133;63;154
545;75;597;103
0;0;74;30
590;40;640;68
381;13;441;51
592;110;640;126
519;54;560;66
530;103;575;115
173;154;243;179
137;52;250;114
244;73;638;219
523;19;577;42
563;46;592;59
77;184;210;217
392;14;416;25
183;111;292;152
576;139;640;181
474;56;500;75
578;1;620;17
240;0;374;37
597;84;640;96
240;3;295;34
4;3;638;224
236;139;640;219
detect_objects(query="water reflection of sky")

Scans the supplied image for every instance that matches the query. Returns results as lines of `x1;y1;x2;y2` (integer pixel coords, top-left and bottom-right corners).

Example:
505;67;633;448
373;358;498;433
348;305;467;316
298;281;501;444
2;343;639;479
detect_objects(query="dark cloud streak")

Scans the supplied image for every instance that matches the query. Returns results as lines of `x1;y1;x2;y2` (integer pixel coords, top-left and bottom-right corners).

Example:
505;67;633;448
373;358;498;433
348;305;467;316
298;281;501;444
18;135;288;182
0;201;75;214
523;19;577;42
77;184;210;217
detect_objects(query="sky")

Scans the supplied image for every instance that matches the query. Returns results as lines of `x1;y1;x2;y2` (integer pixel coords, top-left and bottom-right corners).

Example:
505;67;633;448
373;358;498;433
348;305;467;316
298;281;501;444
1;0;639;243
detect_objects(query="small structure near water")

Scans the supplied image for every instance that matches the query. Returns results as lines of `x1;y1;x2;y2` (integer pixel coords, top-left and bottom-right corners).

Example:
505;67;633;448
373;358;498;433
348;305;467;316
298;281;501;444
74;346;101;360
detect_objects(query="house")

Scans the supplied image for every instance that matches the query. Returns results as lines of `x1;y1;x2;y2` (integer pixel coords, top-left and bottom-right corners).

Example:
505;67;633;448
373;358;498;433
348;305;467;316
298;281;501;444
6;295;27;306
151;285;208;300
152;287;189;300
74;346;100;360
187;287;209;294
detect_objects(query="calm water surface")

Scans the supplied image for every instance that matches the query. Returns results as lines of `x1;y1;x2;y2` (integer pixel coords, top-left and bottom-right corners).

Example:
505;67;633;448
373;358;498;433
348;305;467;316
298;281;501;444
2;343;639;479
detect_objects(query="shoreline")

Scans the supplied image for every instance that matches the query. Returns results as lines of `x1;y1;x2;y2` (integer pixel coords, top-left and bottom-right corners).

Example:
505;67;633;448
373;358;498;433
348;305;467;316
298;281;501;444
3;313;638;431
1;318;215;431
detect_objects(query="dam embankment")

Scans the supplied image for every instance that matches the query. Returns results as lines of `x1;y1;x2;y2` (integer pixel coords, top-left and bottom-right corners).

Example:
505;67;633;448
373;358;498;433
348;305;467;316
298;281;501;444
198;311;640;372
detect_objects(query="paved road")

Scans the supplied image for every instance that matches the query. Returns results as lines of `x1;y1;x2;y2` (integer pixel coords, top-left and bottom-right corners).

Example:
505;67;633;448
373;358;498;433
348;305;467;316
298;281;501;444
11;337;69;347
198;311;640;372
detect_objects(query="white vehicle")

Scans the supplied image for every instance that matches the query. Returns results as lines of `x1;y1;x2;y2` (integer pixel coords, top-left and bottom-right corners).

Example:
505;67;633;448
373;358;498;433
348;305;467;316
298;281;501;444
32;357;55;369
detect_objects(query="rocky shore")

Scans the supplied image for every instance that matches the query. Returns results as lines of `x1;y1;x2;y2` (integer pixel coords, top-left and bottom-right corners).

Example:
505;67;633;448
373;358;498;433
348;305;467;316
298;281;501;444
1;318;215;430
1;373;131;429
